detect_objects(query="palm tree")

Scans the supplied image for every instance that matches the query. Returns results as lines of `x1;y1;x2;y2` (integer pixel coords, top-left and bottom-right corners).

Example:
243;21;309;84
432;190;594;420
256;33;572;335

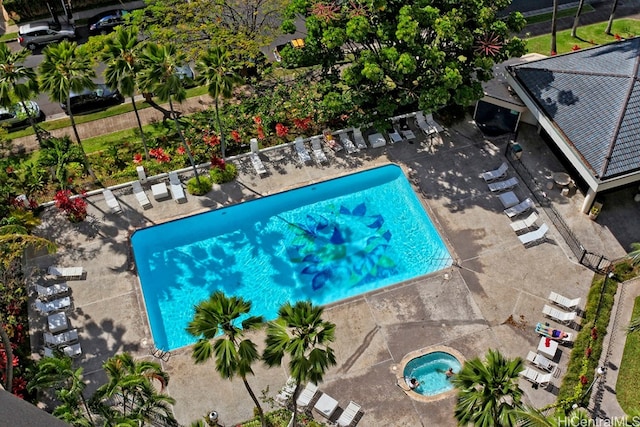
263;301;337;427
91;353;177;426
195;47;243;159
515;405;592;426
451;348;524;426
0;44;44;145
551;0;559;55
102;26;150;160
605;0;620;35
186;291;267;427
138;42;200;183
571;0;586;38
38;41;97;180
27;355;95;426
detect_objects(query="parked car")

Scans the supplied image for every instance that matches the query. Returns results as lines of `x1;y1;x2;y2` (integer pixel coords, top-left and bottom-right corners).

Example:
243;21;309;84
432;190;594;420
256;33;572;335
60;84;124;115
88;9;130;35
0;101;43;128
18;22;76;50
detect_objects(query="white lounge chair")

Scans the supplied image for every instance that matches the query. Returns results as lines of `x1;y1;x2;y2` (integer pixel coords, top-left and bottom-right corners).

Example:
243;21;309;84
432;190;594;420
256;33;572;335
518;223;549;246
415;111;438;136
336;401;362;427
368;133;386;148
295;382;318;408
388;128;403;144
103;189;122;214
542;304;577;324
488;177;519;192
520;367;552;386
62;343;82;358
402;128;416;142
168;171;187;203
132;181;152;209
424;112;444;133
510;212;539;233
548;292;581;310
481;162;508;182
44;329;79;348
48;266;84;279
275;377;298;406
35;296;72;314
311;137;328;164
352;128;367;149
294;137;312;163
249;138;267;175
504;198;535;218
36;282;69;300
526;351;556;372
340;133;359;154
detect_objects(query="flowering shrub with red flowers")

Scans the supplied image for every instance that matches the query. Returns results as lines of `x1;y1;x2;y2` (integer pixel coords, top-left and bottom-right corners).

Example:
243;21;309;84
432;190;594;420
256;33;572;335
254;116;265;140
149;148;171;163
177;146;186;155
54;189;87;222
230;130;241;143
585;347;592;358
133;153;143;164
275;123;289;138
203;131;221;147
293;117;312;131
579;375;589;385
211;156;226;170
572;45;581;51
614;34;622;41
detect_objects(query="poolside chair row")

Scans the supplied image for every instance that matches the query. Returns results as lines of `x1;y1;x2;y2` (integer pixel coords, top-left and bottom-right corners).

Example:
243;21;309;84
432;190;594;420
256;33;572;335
543;304;577;324
526;350;557;372
295;382;362;426
103;172;188;213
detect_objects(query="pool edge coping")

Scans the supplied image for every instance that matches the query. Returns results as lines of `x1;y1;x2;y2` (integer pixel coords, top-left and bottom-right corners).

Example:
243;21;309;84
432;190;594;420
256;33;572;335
392;345;466;403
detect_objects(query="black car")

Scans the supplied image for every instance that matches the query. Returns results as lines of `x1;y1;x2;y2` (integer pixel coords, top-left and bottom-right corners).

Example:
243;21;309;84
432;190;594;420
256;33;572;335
88;9;129;35
61;84;124;115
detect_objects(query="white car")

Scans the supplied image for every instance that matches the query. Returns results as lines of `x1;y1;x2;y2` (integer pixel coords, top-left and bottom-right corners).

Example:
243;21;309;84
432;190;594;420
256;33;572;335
0;101;43;128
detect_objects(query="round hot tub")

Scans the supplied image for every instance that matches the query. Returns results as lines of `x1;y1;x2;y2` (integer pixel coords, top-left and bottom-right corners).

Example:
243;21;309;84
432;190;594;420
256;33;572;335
396;346;465;402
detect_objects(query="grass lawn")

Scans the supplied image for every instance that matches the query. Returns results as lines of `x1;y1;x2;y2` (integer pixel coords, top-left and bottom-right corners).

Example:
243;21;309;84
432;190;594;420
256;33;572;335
617;296;640;413
525;5;594;25
525;19;640;55
6;85;209;140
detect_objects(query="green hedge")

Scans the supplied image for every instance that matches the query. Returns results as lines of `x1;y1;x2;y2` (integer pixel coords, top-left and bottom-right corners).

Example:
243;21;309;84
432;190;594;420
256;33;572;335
555;270;619;411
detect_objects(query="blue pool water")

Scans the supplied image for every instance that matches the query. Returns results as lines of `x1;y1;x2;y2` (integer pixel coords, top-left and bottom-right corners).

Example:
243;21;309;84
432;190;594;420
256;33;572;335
131;165;452;350
403;352;462;396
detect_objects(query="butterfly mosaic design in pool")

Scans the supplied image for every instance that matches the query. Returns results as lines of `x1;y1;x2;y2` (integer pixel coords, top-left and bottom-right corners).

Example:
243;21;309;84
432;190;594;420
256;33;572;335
286;202;396;291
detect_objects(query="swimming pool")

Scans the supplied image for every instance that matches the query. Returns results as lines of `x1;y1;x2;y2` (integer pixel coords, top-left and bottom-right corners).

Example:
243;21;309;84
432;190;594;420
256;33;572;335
131;164;452;350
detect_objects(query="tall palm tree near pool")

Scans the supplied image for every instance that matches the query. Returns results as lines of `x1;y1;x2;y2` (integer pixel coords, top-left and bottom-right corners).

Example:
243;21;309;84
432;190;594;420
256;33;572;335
139;42;201;183
186;291;267;427
263;301;337;427
38;41;97;180
515;405;592;426
551;0;559;55
0;44;44;145
91;353;177;426
103;26;150;160
196;46;243;159
571;0;586;38
605;0;620;35
27;355;95;426
451;348;524;426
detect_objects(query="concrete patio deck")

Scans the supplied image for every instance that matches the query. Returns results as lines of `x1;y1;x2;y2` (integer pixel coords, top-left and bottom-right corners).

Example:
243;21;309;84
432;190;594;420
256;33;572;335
26;117;638;426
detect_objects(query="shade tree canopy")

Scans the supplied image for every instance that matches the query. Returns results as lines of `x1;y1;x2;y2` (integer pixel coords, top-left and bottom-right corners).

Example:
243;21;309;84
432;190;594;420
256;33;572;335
283;0;526;123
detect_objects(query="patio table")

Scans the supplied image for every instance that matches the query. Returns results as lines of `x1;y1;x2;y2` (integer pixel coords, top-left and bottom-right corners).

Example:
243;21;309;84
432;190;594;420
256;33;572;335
498;191;519;209
151;182;169;200
314;393;339;419
48;312;68;333
537;336;558;359
553;172;571;186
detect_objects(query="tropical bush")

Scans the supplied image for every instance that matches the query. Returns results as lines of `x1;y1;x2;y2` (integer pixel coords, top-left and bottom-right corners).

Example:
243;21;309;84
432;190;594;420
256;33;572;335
186;176;212;195
209;160;237;184
556;271;618;411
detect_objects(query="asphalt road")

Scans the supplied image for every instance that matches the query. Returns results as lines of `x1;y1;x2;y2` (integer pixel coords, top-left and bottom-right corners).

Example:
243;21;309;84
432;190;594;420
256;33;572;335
504;0;580;14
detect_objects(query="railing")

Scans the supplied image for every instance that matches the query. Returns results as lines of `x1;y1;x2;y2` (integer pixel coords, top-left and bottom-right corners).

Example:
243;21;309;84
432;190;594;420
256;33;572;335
505;143;612;273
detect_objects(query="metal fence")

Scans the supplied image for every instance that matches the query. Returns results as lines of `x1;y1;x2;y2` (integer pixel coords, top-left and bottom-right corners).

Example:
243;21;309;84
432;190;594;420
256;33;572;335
505;144;612;273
